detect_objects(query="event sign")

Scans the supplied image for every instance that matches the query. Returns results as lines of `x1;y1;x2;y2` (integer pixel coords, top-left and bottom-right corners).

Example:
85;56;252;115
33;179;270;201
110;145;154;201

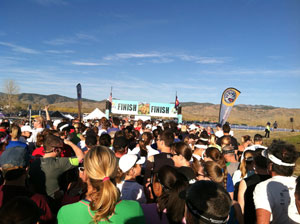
112;100;178;117
219;87;241;126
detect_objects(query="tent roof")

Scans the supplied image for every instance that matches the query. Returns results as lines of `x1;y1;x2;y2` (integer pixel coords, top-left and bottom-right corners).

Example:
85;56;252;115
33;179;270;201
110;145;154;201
84;108;105;120
51;111;65;118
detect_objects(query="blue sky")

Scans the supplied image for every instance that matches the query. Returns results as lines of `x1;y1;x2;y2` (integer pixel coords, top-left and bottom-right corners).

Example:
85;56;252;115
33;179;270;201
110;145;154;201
0;0;299;108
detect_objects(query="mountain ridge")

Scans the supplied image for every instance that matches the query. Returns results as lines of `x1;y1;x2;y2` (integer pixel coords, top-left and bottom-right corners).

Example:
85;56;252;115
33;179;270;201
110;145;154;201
0;92;299;129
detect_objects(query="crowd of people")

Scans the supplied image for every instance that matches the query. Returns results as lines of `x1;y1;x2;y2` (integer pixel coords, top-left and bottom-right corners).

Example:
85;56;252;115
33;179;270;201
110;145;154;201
0;110;299;223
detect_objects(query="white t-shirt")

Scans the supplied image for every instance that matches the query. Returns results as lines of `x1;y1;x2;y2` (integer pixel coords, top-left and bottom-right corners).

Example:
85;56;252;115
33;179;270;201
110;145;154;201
117;180;146;203
27;127;44;143
254;175;300;223
128;146;159;158
215;130;223;138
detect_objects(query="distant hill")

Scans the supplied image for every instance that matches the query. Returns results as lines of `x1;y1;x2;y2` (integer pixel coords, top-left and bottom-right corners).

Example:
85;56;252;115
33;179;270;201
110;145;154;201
17;93;97;104
0;92;299;129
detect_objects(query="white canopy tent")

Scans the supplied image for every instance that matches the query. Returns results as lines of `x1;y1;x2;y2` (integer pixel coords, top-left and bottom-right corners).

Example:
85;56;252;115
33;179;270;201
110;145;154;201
83;108;106;121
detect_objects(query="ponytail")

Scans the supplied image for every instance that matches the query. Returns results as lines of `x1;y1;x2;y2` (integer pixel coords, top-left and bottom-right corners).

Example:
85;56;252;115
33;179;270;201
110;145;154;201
89;178;119;222
84;146;120;223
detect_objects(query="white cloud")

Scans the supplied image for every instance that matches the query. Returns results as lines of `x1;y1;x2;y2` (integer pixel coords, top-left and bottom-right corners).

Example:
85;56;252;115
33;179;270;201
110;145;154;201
0;41;40;54
44;33;97;46
71;61;108;66
103;52;230;65
46;50;75;54
75;33;97;41
196;57;225;64
44;38;77;46
115;53;162;59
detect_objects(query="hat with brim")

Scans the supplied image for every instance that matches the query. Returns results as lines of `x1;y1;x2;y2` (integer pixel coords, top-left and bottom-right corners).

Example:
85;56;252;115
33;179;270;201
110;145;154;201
21;125;32;133
119;154;146;173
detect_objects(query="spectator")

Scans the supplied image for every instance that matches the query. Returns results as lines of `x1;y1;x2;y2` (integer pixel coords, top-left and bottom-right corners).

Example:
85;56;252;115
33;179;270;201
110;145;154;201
238;149;271;222
253;140;300;223
0;196;43;224
245;134;267;152
99;133;111;147
264;122;271;138
57;146;145;223
0;132;8;157
20;125;32;144
184;180;232;224
27;116;45;145
237;135;252;159
232;150;255;186
171;142;196;184
129;132;159;158
215;123;223;138
217;123;239;150
295;176;300;214
142;165;188;224
113;136;129;160
116;154;146;203
29;134;84;200
6;124;28;151
0;143;53;221
222;145;240;177
107;117;120;134
144;131;174;183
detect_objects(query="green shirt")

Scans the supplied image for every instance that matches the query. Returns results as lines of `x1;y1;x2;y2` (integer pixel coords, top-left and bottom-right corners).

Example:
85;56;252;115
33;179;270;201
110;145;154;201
29;157;79;198
57;199;145;224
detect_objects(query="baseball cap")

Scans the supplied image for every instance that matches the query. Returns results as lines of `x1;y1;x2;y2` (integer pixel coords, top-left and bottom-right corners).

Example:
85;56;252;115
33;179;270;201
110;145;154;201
0;146;29;170
53;120;61;127
119;154;146;173
189;124;197;130
21;125;32;133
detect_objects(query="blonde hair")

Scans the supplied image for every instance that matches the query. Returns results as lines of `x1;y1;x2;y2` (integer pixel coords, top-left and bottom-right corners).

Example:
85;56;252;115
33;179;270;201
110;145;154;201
35;116;45;128
209;134;217;145
240;151;254;178
204;161;226;188
10;124;21;139
84;146;119;223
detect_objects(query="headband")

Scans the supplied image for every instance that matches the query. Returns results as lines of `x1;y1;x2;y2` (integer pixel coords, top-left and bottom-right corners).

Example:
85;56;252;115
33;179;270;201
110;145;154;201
186;201;228;224
59;124;69;131
268;153;295;167
222;149;235;154
200;138;209;142
194;144;208;149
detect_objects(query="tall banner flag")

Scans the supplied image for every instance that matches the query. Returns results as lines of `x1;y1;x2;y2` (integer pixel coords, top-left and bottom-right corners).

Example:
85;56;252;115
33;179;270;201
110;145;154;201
219;87;241;126
76;83;82;122
175;92;179;110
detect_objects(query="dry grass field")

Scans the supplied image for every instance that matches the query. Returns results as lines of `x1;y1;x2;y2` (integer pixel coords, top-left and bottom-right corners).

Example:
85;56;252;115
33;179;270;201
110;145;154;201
232;129;300;176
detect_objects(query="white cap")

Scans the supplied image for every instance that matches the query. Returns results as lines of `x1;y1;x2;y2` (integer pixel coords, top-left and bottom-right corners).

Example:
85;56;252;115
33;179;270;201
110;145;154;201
189;124;197;130
53;120;61;127
145;124;152;130
21;125;32;133
119;154;146;173
152;126;157;131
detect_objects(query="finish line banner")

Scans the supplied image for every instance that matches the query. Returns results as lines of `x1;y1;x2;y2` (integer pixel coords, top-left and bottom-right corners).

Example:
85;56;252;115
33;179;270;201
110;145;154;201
111;100;178;117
